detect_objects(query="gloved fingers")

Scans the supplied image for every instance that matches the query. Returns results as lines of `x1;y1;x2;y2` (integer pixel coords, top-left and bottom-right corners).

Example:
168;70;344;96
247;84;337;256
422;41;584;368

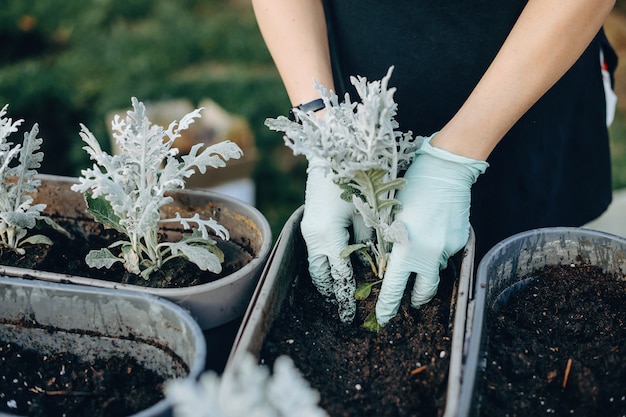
300;164;353;293
405;227;469;308
306;251;334;299
401;235;449;308
410;272;441;308
376;231;450;325
306;245;356;323
306;254;357;323
329;256;356;323
301;204;357;322
301;208;351;268
375;244;412;326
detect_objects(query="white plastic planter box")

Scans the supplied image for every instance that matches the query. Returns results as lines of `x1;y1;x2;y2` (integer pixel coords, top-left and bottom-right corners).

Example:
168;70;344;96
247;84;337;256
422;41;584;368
227;206;477;417
0;276;206;417
458;227;626;417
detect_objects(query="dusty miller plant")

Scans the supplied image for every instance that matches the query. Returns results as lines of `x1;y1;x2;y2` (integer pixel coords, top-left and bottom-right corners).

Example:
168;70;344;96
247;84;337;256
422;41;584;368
0;105;68;254
71;97;243;279
265;67;421;327
166;352;327;417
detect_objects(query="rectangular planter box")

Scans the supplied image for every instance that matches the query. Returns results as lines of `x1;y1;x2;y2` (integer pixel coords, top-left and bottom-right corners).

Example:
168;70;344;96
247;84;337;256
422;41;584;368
0;276;206;417
227;205;477;417
458;227;626;417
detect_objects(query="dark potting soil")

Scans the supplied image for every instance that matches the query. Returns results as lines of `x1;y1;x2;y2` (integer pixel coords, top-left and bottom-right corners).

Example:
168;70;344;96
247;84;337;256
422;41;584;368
260;253;463;417
0;337;166;417
479;264;626;417
0;216;253;288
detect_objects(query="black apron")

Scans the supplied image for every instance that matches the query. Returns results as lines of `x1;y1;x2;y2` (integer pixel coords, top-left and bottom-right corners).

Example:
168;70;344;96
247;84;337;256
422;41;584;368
324;0;615;260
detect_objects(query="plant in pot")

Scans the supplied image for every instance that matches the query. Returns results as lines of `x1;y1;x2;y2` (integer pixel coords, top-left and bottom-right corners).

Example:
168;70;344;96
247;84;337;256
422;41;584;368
458;227;626;417
227;68;477;417
0;105;221;417
0;99;272;331
0;104;69;258
71;96;244;282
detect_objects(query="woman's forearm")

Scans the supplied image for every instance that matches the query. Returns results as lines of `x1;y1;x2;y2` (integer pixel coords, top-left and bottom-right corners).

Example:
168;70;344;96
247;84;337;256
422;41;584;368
432;0;615;160
251;0;334;105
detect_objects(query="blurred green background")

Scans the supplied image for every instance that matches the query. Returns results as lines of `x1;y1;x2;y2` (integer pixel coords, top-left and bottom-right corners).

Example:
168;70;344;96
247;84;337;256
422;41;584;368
1;0;625;239
0;0;305;239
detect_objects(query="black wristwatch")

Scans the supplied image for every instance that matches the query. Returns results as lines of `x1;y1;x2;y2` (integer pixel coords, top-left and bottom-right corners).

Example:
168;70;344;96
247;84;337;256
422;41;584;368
288;98;326;122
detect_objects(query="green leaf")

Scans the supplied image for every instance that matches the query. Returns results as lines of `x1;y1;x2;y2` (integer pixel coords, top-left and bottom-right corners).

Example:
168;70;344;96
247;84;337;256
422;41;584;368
341;242;378;276
172;242;223;274
340;242;367;258
182;140;243;174
84;193;124;232
338;181;362;203
362;311;383;332
355;279;382;300
176;230;225;263
350;170;405;215
205;242;225;264
38;217;71;238
377;198;403;213
21;234;53;247
1;212;37;229
351;197;380;229
85;248;122;269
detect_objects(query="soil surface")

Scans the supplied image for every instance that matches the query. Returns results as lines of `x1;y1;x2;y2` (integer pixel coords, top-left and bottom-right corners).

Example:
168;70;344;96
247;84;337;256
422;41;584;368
0;215;252;415
260;252;463;417
0;337;166;417
479;264;626;417
0;215;253;288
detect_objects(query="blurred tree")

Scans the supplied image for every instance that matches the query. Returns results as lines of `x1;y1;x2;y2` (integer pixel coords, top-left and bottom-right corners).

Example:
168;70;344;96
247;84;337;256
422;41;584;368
0;0;302;237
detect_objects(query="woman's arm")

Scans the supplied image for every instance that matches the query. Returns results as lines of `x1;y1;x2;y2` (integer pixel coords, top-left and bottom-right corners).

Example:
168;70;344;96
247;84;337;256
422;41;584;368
432;0;616;160
251;0;334;106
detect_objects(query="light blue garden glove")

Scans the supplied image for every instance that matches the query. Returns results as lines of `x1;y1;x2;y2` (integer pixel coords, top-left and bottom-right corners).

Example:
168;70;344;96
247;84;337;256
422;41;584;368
301;158;372;323
376;134;489;326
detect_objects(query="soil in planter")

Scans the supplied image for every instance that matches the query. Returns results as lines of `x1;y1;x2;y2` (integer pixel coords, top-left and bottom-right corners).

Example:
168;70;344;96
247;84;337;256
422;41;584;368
259;253;462;417
0;215;254;288
0;337;167;417
479;264;626;417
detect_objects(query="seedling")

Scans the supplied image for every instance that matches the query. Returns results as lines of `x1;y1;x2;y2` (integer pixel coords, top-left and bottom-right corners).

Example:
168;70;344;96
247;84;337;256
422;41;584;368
166;352;327;417
0;105;68;254
265;67;421;326
71;97;243;279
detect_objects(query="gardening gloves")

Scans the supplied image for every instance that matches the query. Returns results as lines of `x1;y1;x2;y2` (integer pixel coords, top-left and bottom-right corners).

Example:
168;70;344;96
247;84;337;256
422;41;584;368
376;134;489;326
301;157;372;323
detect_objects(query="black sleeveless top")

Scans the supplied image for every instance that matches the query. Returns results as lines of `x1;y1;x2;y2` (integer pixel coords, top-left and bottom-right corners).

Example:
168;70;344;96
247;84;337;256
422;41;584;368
324;0;615;259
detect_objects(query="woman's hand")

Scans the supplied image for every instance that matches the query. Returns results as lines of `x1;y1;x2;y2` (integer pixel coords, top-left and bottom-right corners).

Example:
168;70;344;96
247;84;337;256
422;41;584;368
301;158;372;323
375;135;488;326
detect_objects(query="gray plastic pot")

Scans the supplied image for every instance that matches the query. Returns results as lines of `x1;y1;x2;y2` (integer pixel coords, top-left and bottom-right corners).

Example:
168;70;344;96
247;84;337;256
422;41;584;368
458;227;626;417
0;276;206;417
226;205;477;417
0;174;272;330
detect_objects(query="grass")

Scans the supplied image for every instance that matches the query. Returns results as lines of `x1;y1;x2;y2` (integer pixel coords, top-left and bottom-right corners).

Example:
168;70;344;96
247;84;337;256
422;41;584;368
1;0;625;238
